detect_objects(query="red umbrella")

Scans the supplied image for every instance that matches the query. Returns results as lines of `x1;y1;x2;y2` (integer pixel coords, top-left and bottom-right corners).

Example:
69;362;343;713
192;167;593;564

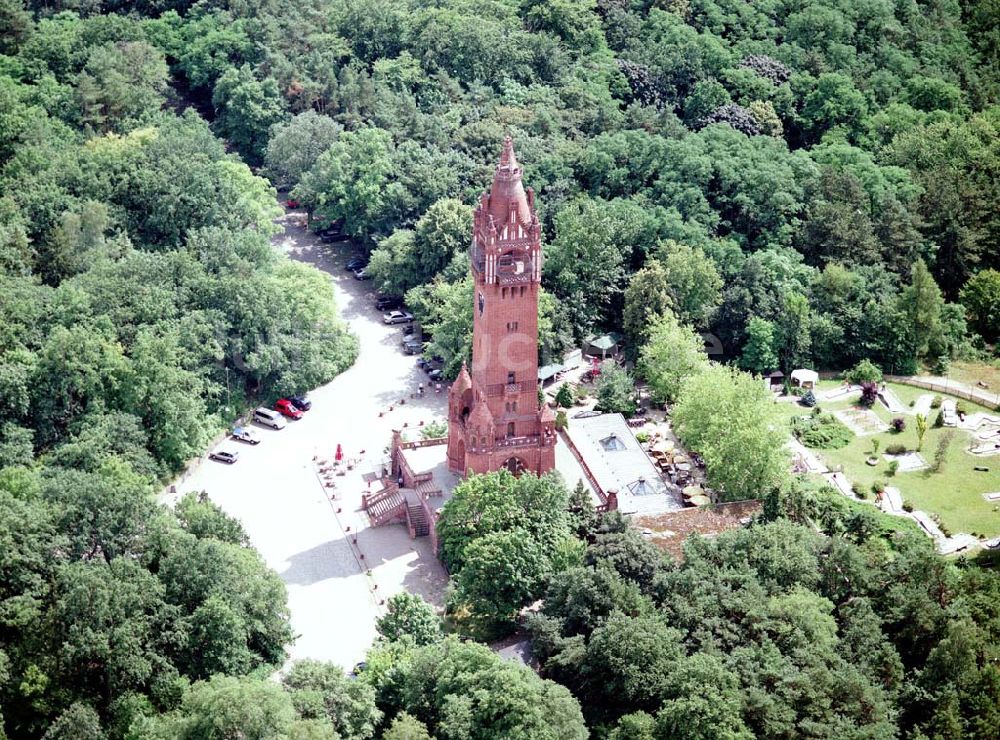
335;444;343;462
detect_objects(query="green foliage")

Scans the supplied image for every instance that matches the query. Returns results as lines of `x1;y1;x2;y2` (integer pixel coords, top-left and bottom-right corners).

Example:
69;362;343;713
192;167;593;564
436;470;571;574
622;260;673;352
658;241;722;329
383;712;432;740
673;364;788;501
265;111;342;190
363;636;588;740
5;0;1000;735
452;529;551;637
594;361;637;416
555;383;574;408
419;420;447;440
639;310;709;404
845;358;884;385
960;268;1000;343
739;317;778;374
376;593;442;646
282;660;381;739
790;412;853;449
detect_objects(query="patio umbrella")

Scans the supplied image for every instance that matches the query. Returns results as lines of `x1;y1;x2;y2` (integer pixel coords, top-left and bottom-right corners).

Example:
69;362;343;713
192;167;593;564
335;443;343;462
689;494;712;506
682;485;704;499
652;440;675;454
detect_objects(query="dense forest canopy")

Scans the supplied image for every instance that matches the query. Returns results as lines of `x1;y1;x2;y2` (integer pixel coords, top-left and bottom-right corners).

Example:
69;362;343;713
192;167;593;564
2;0;1000;736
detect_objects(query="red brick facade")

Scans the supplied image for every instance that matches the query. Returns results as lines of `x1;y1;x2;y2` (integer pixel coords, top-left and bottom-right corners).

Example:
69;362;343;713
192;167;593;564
447;137;557;476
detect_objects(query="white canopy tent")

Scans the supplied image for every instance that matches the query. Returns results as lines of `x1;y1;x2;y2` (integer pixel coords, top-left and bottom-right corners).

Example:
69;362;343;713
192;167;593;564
790;368;819;389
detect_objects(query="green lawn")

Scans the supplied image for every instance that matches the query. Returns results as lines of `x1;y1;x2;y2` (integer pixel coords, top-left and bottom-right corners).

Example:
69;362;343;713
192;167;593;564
780;381;1000;538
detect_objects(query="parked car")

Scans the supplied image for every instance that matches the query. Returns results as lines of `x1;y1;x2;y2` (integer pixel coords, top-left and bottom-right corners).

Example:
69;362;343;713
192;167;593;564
275;398;304;419
353;268;371;280
209;449;239;464
402;339;423;354
321;232;349;243
285;199;300;208
416;356;429;369
346;257;368;272
383;310;414;325
427;368;443;381
401;324;415;335
231;427;261;445
289;395;312;411
254;407;287;429
375;295;402;310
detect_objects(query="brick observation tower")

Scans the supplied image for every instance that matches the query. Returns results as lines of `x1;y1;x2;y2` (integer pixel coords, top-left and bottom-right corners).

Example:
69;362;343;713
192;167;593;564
446;136;557;477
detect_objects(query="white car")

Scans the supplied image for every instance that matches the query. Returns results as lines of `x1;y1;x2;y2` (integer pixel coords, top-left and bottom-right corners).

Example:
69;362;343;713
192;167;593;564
253;407;287;430
383;310;414;325
231;426;261;445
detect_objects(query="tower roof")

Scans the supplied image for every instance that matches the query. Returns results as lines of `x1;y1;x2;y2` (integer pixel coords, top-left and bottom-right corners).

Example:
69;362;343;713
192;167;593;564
487;136;533;228
468;400;494;432
453;363;472;397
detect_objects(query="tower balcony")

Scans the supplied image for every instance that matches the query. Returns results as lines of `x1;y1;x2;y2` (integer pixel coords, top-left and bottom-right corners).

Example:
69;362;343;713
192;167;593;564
494;432;557;450
495;434;541;449
486;381;533;396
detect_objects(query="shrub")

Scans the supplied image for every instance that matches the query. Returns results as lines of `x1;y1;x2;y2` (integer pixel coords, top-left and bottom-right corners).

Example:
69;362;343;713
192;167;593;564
956;401;969;416
851;482;865;497
871;479;886;494
931;395;943;409
930;430;955;473
932;355;950;375
902;501;914;512
886;460;899;477
421;420;448;439
800;390;816;407
845;359;883;385
635;431;649;443
933;410;944;428
885;443;907;455
789;413;853;449
555;410;568;431
859;382;878;408
555;384;574;409
891;417;906;433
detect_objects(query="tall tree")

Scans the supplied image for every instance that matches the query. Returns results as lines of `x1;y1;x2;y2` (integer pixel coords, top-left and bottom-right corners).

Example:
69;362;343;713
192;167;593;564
639;310;708;404
899;259;944;359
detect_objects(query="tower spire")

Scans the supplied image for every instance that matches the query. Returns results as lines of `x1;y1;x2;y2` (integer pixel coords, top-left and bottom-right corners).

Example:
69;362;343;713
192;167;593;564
486;135;533;229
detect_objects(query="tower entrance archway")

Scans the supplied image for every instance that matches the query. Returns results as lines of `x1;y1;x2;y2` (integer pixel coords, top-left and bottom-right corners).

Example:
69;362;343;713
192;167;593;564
503;457;526;475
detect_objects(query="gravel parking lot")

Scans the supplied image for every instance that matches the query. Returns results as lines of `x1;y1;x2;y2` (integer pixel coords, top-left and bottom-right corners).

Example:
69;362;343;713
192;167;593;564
162;208;451;671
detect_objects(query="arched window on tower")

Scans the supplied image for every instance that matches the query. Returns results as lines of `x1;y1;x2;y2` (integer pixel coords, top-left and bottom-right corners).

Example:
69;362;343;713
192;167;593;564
506;422;516;438
478;292;484;315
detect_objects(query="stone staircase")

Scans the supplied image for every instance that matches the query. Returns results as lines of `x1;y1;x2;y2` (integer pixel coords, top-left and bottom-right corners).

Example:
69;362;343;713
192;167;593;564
363;483;406;527
406;502;430;537
415;479;441;498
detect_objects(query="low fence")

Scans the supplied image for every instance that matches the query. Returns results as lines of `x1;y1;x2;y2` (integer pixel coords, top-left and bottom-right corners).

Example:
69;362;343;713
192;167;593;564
399;436;448;450
557;428;609;509
885;375;1000;410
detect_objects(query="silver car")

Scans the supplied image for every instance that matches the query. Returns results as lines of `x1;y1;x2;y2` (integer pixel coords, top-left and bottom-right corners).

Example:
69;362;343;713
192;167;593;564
383;310;414;325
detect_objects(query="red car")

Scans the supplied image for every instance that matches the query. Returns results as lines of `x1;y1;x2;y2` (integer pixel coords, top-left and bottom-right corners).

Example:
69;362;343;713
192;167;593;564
285;199;300;209
274;398;303;419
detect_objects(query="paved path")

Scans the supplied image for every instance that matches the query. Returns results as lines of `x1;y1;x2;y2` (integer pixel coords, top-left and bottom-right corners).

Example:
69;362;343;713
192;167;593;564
162;208;450;670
